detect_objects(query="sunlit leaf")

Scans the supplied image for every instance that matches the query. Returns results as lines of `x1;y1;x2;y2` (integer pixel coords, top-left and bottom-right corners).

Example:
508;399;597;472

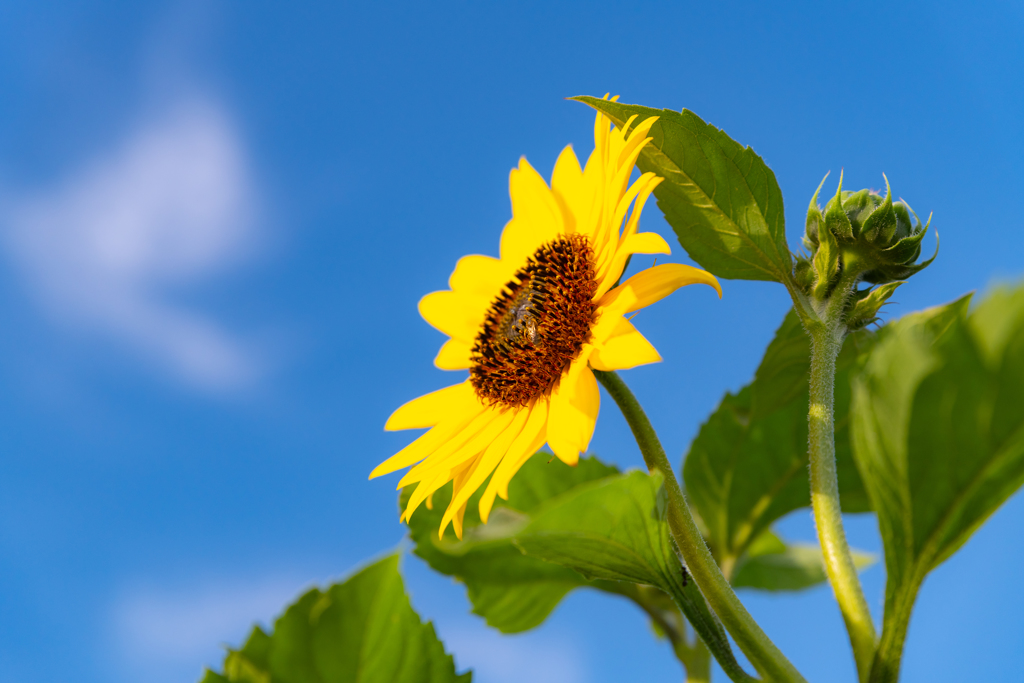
850;290;1024;681
200;554;470;683
515;470;752;681
404;456;750;680
683;308;872;574
402;453;618;633
515;470;681;586
732;530;875;593
573;96;792;283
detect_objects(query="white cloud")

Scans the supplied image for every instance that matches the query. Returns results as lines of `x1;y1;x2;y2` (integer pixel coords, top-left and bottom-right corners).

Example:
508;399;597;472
112;576;303;679
110;577;585;683
443;628;586;683
3;100;262;391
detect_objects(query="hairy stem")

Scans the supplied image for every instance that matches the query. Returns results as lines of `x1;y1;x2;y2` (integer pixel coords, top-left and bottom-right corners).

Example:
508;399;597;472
594;369;805;683
805;271;878;682
867;573;923;683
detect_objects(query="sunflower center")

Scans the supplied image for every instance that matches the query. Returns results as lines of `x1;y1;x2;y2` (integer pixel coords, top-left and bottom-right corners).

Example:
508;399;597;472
470;234;598;407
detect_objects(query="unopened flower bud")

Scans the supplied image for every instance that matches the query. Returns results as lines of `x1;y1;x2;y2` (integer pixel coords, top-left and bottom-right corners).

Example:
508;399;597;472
799;171;937;305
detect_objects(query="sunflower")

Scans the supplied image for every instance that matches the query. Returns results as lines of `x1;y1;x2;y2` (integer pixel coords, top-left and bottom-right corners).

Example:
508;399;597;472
371;107;721;538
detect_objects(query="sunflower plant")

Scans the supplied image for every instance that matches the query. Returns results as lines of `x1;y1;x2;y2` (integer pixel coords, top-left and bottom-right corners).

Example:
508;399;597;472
202;98;1024;683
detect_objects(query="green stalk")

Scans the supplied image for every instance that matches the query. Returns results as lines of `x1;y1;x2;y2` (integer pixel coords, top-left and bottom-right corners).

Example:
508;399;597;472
805;270;878;682
867;573;923;683
594;369;806;683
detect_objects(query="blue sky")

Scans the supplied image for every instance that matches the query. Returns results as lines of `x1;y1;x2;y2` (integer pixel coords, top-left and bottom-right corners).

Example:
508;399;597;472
0;2;1022;682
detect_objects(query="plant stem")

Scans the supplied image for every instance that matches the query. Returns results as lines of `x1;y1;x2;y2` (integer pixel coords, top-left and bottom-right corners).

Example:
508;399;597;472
867;573;923;683
594;369;806;683
805;272;878;682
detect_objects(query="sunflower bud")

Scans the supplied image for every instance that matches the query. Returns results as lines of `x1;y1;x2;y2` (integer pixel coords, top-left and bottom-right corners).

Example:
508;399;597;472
798;171;937;323
846;281;903;330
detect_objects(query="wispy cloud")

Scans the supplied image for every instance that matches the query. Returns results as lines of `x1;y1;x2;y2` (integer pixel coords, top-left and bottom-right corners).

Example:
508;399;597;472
444;628;586;683
112;575;303;680
111;577;586;683
3;100;262;391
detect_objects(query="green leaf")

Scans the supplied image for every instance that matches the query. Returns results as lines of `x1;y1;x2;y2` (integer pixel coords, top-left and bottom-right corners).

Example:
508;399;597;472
824;172;855;241
200;673;232;683
850;289;1024;682
803;173;829;250
515;470;682;586
683;308;873;573
573;96;791;283
404;456;753;681
403;453;619;633
204;554;470;683
967;283;1024;365
846;282;904;331
732;531;875;593
219;627;272;683
515;470;753;682
812;214;840;299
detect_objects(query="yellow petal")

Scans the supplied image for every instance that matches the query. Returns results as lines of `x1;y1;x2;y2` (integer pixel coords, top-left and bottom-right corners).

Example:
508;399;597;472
397;407;512;488
372;404;481;479
621;231;672;256
600;263;722;314
418;290;490;343
591;173;646;280
448;254;513;301
440;407;530;535
450;499;468;539
442;454;484;538
589;281;640;347
585;117;661;292
618;174;662;243
395;403;495;489
550;145;585;234
434;338;473;370
384;381;476;431
594;174;664;295
590;317;662;371
499;158;563;264
607;172;656;247
551;145;584;200
402;466;456;524
617;116;658;169
403;410;512;526
478;398;549;522
547;353;600;466
371;425;452;479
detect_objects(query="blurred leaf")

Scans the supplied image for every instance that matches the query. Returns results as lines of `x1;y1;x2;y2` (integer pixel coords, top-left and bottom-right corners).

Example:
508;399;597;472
201;554;470;683
732;530;875;593
573;96;791;283
404;456;752;680
683;309;873;573
515;470;752;682
850;290;1024;682
201;673;232;683
218;627;272;683
402;453;618;633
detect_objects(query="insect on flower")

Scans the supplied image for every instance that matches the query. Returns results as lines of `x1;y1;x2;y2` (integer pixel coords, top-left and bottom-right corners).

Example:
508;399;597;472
371;102;721;538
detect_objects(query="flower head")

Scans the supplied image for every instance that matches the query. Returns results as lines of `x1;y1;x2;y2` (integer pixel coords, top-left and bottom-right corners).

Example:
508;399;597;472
371;106;721;538
794;171;937;328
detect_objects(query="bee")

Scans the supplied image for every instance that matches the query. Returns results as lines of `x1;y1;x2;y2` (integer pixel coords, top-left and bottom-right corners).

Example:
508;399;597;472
504;300;539;345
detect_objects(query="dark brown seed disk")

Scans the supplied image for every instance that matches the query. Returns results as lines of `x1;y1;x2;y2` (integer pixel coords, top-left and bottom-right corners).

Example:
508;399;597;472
470;233;598;407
